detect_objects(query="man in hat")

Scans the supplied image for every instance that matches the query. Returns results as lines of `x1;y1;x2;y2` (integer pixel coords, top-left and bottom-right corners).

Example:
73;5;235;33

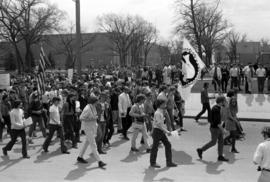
253;126;270;182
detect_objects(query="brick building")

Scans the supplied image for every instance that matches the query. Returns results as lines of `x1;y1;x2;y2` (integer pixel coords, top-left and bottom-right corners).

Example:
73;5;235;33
0;33;170;70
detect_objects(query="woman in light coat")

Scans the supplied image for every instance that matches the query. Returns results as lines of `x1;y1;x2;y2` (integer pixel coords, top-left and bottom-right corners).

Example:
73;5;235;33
77;96;106;168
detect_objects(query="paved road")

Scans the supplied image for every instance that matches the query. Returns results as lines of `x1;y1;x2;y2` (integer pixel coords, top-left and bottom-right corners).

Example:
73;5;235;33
0;119;269;182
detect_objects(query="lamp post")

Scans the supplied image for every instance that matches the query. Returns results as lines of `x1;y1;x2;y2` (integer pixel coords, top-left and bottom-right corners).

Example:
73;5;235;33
73;0;82;75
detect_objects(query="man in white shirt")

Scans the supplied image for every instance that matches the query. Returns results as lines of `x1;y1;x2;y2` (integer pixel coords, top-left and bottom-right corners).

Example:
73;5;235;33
253;126;270;182
256;64;266;93
118;87;132;140
243;63;254;94
42;97;69;154
230;64;239;90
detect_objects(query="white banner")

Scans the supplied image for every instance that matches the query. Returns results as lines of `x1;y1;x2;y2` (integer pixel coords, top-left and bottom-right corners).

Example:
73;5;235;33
178;38;205;100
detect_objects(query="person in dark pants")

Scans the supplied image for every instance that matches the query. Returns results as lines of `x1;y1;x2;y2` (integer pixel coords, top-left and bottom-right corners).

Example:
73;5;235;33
174;87;186;131
196;96;229;162
104;94;114;146
95;93;109;154
43;97;69;154
0;95;12;141
150;99;177;168
256;64;266;94
78;90;88;136
221;65;229;93
62;94;77;148
2;100;30;159
195;83;214;123
28;93;47;144
118;87;132;140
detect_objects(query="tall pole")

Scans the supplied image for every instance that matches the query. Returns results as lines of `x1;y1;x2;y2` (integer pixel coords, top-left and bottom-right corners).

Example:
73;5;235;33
75;0;82;75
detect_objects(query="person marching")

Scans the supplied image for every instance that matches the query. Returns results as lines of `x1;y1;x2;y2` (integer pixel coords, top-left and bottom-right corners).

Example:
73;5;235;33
253;127;270;182
62;94;77;149
195;82;215;123
118;86;132;140
196;96;229;162
42;97;69;154
129;94;151;153
2;100;30;159
223;96;240;153
95;92;109;154
77;96;106;168
150;99;177;168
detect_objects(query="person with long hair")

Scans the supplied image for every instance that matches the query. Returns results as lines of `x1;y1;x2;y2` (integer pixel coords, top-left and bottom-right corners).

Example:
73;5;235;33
62;94;77;149
223;96;240;153
77;96;106;168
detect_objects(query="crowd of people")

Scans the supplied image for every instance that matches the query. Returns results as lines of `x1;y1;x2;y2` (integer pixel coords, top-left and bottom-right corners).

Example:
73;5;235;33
0;63;269;180
210;62;270;94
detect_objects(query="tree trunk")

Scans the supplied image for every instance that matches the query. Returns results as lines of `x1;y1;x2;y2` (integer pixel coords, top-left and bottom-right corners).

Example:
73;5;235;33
190;0;203;59
13;43;24;73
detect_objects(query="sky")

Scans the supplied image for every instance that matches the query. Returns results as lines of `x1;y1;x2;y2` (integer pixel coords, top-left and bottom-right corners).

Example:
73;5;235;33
48;0;270;42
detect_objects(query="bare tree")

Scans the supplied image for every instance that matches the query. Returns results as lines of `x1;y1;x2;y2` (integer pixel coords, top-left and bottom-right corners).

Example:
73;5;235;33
175;0;229;66
129;17;157;66
225;30;247;63
97;14;139;67
49;23;96;69
0;0;65;72
18;0;65;71
142;22;157;66
0;0;25;72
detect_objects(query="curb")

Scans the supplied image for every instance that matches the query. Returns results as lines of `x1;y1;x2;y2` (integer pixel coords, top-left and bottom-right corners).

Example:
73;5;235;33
184;116;269;122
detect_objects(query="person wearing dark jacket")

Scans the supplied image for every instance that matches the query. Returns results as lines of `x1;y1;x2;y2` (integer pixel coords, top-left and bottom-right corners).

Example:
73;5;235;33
195;83;214;123
196;96;229;162
28;93;47;144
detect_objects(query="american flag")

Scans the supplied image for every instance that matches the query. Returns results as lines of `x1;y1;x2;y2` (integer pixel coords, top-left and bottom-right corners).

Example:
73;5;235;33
36;46;50;95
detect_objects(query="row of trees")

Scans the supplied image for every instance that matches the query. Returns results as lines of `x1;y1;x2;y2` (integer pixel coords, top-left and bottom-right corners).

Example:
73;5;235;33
1;0;267;71
98;14;158;66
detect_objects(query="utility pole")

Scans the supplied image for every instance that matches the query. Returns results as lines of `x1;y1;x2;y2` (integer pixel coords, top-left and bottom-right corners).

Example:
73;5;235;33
75;0;82;75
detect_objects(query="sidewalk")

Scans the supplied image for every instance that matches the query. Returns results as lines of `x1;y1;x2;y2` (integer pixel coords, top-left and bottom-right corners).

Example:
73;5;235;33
184;93;270;121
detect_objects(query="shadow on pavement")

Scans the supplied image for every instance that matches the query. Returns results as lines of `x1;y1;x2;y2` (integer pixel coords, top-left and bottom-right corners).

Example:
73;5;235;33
121;147;147;163
64;158;100;181
143;166;173;182
255;95;266;106
34;148;62;164
198;159;224;175
109;138;128;148
245;94;254;106
172;149;194;165
0;156;23;172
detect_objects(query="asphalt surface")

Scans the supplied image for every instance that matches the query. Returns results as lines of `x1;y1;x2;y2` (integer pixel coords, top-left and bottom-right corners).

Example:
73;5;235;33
0;119;269;182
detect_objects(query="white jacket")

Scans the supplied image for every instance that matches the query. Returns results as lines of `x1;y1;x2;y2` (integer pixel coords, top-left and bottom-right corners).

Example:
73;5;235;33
118;92;132;118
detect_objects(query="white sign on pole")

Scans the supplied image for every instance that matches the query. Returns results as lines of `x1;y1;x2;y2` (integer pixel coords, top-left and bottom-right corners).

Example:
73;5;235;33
67;69;73;84
0;73;10;88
